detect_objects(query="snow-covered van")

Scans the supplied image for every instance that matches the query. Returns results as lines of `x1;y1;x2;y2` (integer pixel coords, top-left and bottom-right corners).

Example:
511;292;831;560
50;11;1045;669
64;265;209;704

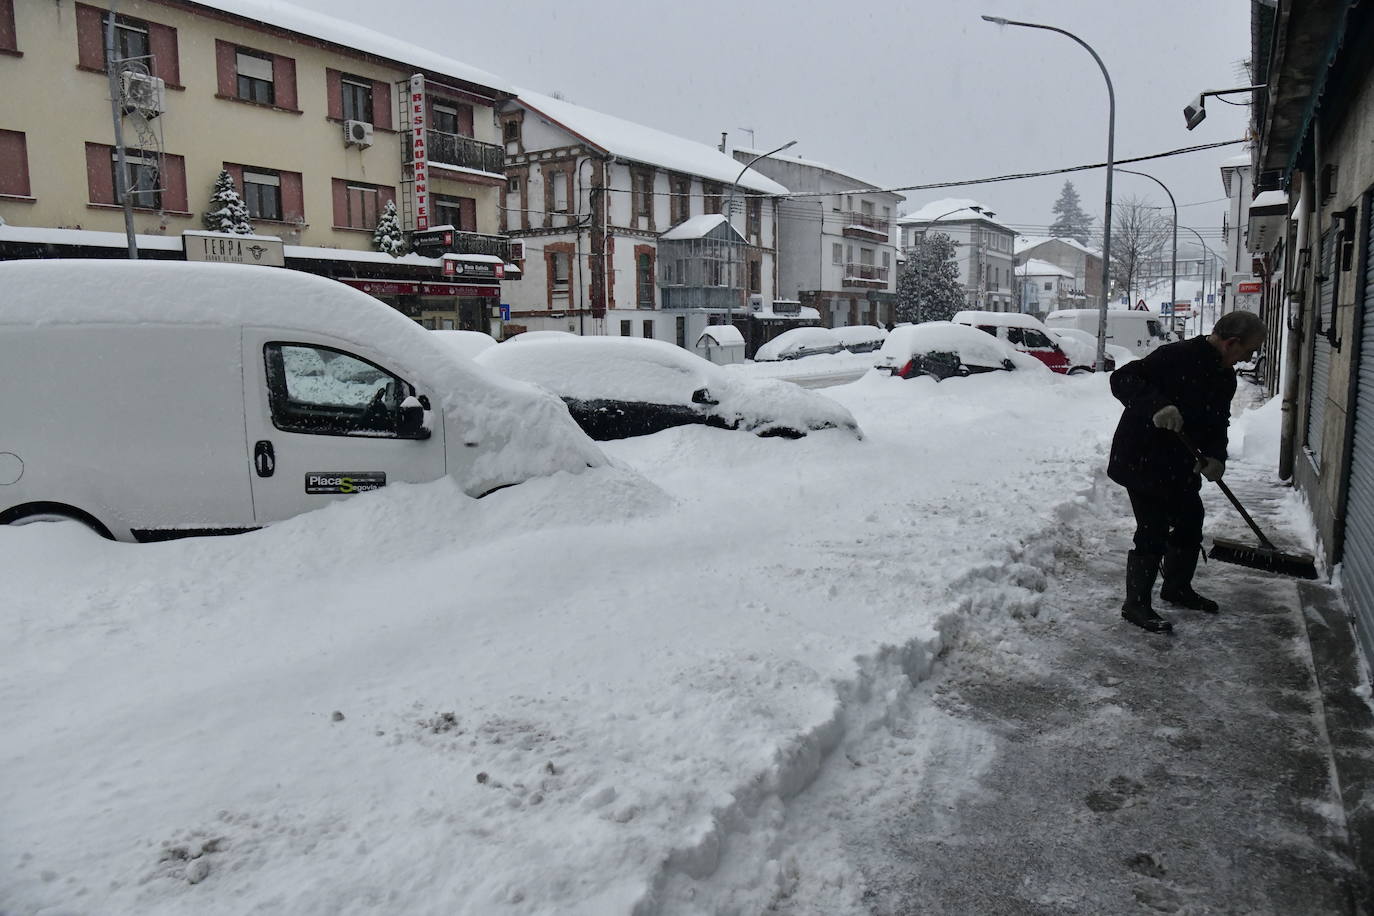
1044;308;1170;357
0;260;605;541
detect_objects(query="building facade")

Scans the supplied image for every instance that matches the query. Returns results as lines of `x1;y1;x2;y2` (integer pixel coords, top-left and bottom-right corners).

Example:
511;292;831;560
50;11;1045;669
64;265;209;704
1015;258;1078;315
898;199;1016;311
731;150;904;328
1014;235;1103;305
0;0;514;330
498;90;789;352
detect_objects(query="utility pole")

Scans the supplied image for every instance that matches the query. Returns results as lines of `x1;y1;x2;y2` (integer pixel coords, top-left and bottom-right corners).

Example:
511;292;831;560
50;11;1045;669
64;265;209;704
104;0;138;259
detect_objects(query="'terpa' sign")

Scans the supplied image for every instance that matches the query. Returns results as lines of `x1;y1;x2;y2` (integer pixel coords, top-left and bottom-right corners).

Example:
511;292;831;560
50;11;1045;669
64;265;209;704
183;232;284;267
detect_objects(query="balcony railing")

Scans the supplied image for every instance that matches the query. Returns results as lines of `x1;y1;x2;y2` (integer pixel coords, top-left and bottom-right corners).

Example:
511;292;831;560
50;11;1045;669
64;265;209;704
414;229;511;261
841;212;892;238
843;263;889;286
421;130;505;175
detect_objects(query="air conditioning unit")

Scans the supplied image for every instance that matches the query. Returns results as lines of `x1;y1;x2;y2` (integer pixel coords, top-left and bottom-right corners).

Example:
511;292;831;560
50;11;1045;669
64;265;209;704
508;240;525;261
343;119;374;148
121;72;166;116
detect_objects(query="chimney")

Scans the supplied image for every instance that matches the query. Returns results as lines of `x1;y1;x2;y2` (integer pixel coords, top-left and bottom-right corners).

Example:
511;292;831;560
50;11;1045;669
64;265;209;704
719;132;727;153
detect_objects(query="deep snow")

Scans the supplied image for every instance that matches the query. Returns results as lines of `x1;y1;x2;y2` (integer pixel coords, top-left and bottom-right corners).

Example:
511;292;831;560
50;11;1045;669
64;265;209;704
0;368;1284;914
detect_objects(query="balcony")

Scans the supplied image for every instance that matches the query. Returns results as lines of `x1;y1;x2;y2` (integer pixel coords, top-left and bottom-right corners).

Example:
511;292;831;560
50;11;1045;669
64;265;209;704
420;130;505;176
841;211;892;241
843;263;889;288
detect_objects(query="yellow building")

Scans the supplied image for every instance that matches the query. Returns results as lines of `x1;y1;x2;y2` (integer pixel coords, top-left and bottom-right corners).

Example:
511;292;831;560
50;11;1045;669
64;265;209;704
0;0;517;330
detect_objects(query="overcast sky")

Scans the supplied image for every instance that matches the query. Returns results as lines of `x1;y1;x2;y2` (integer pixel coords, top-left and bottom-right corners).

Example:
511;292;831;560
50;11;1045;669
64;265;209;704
289;0;1253;250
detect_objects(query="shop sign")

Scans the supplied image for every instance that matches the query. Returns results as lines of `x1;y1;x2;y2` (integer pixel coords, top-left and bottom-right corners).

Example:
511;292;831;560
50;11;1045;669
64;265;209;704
183;231;284;267
1237;281;1263;294
409;74;429;231
442;258;503;280
338;279;499;298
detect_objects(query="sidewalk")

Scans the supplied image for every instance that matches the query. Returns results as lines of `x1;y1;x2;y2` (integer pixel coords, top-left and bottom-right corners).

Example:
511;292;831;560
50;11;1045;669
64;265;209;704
855;461;1374;914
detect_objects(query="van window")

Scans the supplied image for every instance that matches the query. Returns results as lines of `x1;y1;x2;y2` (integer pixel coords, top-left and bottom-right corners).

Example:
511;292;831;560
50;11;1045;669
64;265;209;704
264;343;420;438
976;325;997;338
1146;320;1164;338
1021;329;1054;349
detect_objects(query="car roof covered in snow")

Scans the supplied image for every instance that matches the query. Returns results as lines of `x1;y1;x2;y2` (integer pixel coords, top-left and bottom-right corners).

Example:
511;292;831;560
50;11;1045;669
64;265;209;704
877;321;1046;371
952;310;1052;331
829;325;888;346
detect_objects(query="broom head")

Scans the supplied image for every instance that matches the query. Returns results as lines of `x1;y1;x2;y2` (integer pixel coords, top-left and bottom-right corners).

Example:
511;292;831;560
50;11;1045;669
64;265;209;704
1209;537;1319;580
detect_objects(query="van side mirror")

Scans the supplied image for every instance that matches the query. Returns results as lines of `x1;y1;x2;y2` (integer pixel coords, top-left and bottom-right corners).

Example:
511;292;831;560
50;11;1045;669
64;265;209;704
398;395;431;439
691;387;719;406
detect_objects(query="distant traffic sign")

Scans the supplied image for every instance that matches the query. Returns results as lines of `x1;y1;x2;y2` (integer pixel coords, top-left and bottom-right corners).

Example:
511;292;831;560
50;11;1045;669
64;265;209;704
1133;299;1148;311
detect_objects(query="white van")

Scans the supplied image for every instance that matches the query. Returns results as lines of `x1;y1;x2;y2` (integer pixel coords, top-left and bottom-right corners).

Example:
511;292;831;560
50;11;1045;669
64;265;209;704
1043;308;1171;357
0;260;605;541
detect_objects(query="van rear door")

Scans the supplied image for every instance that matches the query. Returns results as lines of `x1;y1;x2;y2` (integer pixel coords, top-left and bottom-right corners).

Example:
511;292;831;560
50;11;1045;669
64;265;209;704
241;330;447;525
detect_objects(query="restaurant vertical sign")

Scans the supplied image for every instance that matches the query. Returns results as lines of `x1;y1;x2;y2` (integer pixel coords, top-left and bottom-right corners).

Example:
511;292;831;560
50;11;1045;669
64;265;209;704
409;74;429;231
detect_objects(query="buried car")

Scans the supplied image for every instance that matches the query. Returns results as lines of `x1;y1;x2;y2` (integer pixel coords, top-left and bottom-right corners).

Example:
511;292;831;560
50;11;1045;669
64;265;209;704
873;322;1047;380
753;326;846;361
1046;327;1126;373
475;336;862;440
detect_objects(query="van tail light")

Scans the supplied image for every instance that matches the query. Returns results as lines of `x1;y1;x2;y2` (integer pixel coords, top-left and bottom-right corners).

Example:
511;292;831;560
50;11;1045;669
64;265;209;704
898;359;914;378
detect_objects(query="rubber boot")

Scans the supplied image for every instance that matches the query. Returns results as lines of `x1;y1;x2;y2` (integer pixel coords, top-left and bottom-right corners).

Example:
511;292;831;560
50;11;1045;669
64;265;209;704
1160;545;1219;613
1121;550;1173;634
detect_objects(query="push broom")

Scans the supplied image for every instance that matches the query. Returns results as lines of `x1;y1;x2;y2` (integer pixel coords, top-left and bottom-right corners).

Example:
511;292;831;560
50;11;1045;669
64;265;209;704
1178;432;1319;580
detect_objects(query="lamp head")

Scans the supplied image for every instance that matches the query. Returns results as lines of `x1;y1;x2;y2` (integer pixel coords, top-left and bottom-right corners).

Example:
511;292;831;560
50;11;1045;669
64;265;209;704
981;14;1009;24
780;140;798;151
1184;94;1207;130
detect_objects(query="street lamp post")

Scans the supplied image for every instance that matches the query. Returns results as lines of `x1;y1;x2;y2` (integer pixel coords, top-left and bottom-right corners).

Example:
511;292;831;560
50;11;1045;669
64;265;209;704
724;140;796;335
983;15;1114;370
1117;168;1176;332
1179;225;1220;334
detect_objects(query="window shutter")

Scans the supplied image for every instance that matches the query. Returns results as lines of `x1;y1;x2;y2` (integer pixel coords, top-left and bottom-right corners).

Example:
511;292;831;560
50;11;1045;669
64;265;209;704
272;54;296;110
330;178;348;227
84;142;114;204
326;69;343;119
148;22;179;85
221;163;244;189
0;130;29;196
459;197;476;233
372;80;392;130
214;40;235;96
458;104;474;138
281;171;304;223
75;3;104;70
1;0;19;53
163;153;187;212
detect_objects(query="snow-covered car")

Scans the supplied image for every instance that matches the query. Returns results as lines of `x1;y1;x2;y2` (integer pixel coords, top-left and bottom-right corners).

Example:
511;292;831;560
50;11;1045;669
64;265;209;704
0;260;606;541
1046;327;1119;373
952;310;1077;373
476;336;862;440
429;329;497;361
873;321;1046;380
830;325;889;354
753;327;844;361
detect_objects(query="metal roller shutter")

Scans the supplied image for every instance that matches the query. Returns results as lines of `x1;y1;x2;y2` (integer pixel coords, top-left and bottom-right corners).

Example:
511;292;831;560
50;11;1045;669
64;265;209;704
1340;197;1374;663
1307;230;1337;466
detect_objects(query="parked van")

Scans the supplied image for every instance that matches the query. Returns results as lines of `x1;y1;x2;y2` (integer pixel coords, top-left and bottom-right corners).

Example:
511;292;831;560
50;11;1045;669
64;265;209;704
0;260;605;541
1044;308;1170;357
951;310;1079;374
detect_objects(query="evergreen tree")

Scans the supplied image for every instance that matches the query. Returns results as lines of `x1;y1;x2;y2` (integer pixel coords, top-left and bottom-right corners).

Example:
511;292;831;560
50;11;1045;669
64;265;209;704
1049;180;1093;245
373;200;406;256
203;169;253;234
896;232;965;323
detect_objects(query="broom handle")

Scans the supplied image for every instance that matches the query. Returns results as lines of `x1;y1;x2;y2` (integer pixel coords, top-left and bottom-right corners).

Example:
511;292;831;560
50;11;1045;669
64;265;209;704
1175;431;1278;550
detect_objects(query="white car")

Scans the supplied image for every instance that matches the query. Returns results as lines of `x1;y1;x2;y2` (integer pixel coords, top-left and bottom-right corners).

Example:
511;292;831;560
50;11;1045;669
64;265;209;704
0;260;605;541
476;335;862;440
753;327;844;361
874;322;1047;380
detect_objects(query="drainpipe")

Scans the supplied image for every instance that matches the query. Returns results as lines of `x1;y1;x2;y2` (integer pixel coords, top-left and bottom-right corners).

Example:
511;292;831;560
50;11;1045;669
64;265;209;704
1278;163;1313;481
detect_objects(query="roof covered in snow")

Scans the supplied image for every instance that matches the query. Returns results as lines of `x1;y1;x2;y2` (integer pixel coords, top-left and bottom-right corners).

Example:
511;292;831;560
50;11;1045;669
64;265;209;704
697;325;745;347
897;198;1013;233
1014;235;1102;258
205;0;512;94
660;214;735;241
732;148;898;199
1251;190;1288;213
516;90;789;196
1015;258;1075;279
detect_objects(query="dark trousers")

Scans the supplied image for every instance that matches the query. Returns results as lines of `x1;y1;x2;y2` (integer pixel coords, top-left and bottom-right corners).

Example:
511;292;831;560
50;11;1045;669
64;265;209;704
1127;485;1204;556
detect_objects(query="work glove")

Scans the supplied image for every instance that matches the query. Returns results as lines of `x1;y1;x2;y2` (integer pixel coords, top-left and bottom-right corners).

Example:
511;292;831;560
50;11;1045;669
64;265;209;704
1152;405;1184;432
1195;457;1225;481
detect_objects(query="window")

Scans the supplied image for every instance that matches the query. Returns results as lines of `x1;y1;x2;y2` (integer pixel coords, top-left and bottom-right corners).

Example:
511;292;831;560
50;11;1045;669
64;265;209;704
882;206;891;220
236;50;274;104
549;170;569;212
113;150;160;209
748;260;761;294
508;177;521;193
504;119;521;143
832;243;843;265
434;195;476;232
637;253;654;307
676;316;686;347
620;320;632;337
0;130;29;197
550;252;570;292
846;244;854;263
242;170;281;221
332;179;391;229
860;248;874;266
102;11;149;65
263;343;422;438
670;175;691;224
642;320;654;339
860;200;874;217
747;197;761;240
633;172;653;219
340;75;373;122
703;181;723;215
882;251;891;270
1044;281;1053;291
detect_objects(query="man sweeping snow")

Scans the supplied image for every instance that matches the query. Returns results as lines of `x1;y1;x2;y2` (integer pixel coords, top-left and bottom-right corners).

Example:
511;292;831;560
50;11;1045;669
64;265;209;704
1107;311;1267;634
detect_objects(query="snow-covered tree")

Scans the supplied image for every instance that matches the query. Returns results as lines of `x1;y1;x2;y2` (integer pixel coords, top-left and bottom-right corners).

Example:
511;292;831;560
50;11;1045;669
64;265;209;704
203;169;252;235
896;232;965;323
1049;180;1094;245
373;200;406;256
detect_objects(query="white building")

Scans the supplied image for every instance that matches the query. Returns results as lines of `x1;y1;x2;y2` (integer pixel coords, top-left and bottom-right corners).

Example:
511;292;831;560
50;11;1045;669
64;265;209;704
498;90;788;349
732;149;904;328
1220;151;1257;314
1016;258;1079;315
897;198;1017;311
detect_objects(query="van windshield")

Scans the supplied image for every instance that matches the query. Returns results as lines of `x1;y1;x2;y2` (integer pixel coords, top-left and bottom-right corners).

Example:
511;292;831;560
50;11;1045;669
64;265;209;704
1147;320;1164;338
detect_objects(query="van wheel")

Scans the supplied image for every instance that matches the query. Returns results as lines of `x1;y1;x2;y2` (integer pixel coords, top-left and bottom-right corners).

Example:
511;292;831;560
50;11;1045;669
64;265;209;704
0;502;114;539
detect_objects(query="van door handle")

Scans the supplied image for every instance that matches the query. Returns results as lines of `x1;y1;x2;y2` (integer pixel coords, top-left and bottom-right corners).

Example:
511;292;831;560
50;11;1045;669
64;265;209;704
254;440;275;478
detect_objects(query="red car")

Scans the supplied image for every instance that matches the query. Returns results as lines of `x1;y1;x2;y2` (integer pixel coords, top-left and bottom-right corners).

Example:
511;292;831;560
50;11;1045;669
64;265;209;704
952;310;1092;374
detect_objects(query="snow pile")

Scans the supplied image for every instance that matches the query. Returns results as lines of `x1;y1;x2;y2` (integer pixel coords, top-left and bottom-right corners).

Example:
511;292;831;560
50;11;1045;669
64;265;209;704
0;260;606;498
1232;390;1283;467
429;329;498;361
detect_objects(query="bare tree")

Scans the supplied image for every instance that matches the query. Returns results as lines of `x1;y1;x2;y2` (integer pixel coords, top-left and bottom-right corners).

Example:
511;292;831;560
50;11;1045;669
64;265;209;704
1109;195;1171;302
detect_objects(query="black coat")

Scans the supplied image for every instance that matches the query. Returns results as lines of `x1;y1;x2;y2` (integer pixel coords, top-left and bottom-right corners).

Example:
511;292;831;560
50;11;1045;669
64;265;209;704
1108;336;1236;492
